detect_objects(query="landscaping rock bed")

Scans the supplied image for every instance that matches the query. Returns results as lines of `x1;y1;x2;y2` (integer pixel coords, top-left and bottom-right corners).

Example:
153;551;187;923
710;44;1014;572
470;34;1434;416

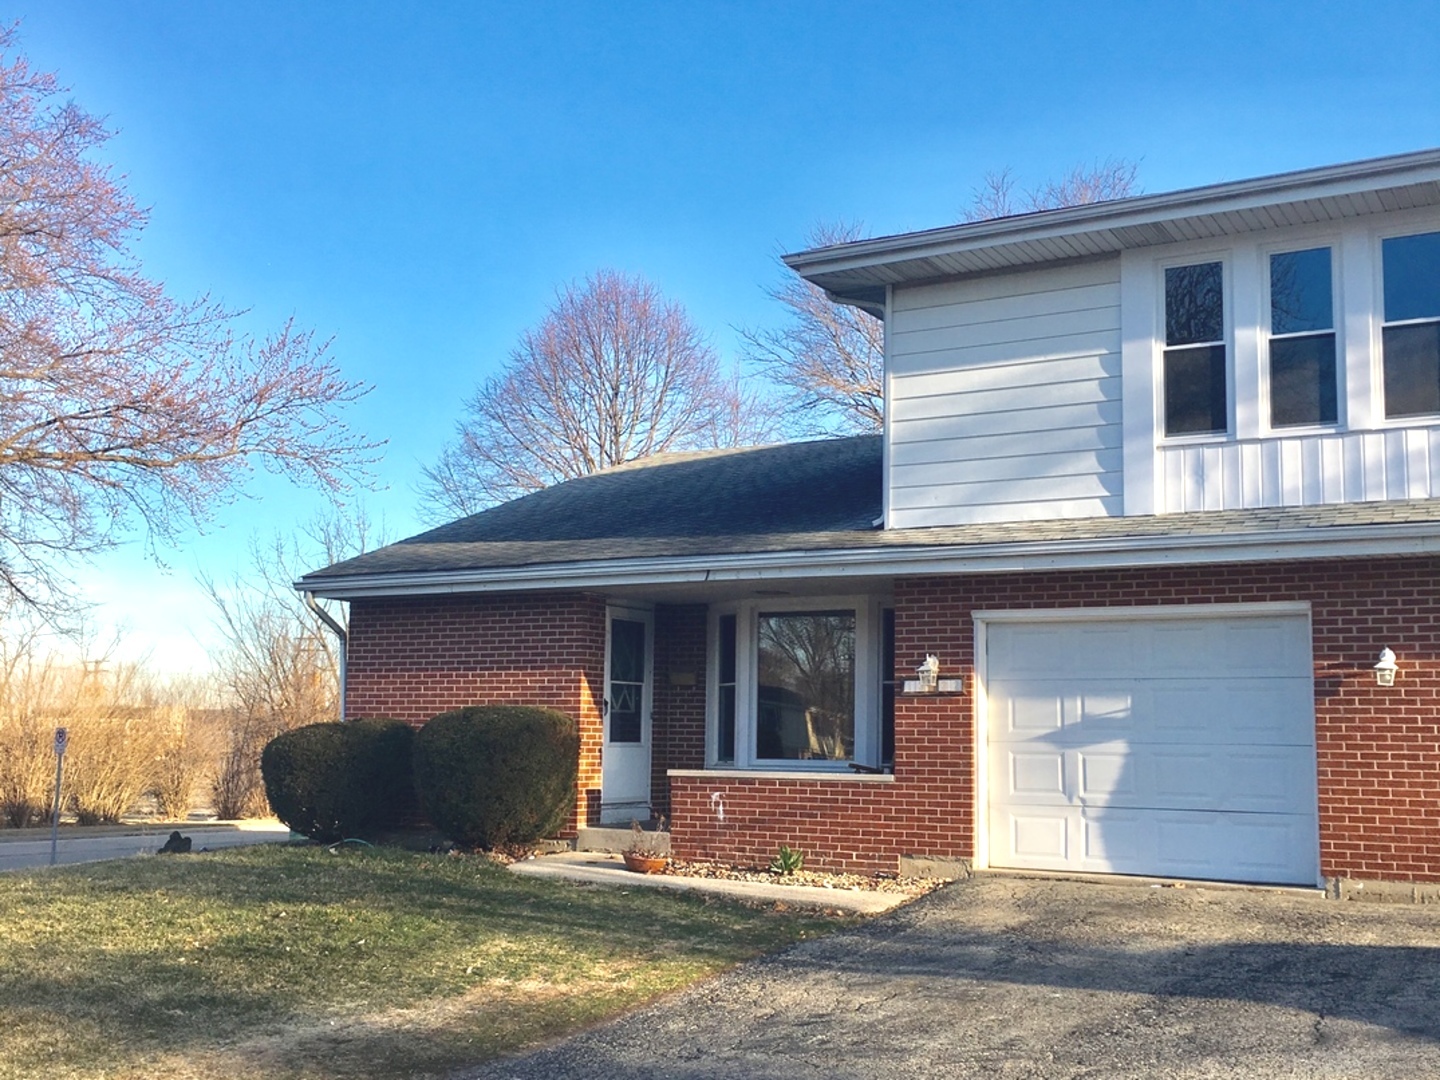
655;859;952;899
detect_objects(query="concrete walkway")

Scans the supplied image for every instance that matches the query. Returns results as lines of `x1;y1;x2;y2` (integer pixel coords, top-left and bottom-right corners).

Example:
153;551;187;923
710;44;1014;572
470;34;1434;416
464;873;1440;1079
0;820;292;871
508;851;913;915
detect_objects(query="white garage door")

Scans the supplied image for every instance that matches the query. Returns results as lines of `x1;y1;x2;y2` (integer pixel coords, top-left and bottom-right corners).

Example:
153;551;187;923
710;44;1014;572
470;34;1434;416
984;610;1319;885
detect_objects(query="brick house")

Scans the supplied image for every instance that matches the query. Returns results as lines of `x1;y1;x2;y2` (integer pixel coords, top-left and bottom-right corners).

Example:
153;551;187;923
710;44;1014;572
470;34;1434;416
302;149;1440;889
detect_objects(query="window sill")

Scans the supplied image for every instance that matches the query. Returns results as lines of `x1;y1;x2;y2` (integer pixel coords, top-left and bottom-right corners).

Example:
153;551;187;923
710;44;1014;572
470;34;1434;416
667;768;896;783
1157;431;1231;446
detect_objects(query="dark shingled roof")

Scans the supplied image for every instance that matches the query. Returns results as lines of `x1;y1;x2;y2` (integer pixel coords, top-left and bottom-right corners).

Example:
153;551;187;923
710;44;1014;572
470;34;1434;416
301;433;1440;585
305;435;884;579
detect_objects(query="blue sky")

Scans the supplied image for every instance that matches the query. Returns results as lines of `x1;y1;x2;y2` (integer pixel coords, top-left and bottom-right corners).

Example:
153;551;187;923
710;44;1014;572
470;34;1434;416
15;0;1440;671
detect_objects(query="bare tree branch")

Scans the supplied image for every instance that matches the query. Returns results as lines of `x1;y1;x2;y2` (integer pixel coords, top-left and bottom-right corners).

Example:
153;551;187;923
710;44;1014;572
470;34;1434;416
963;157;1140;222
0;29;379;615
419;269;777;519
740;222;885;438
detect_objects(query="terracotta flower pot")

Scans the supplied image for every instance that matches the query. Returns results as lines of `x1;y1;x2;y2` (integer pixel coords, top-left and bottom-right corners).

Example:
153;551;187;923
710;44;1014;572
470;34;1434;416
623;852;668;874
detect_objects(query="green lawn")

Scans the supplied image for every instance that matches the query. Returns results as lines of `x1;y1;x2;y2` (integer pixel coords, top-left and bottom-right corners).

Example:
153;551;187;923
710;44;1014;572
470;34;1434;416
0;844;850;1080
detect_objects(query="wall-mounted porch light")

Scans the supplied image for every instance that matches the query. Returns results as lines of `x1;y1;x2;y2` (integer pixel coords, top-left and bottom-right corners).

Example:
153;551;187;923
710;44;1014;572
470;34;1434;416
1374;647;1399;687
902;654;963;694
915;654;940;693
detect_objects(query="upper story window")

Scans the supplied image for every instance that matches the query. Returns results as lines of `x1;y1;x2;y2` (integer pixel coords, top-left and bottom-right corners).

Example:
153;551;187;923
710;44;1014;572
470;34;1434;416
1382;231;1440;418
1163;261;1227;435
1268;247;1337;427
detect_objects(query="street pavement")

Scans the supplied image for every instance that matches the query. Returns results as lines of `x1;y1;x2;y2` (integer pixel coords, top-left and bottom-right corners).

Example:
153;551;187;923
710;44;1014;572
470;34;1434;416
0;821;291;871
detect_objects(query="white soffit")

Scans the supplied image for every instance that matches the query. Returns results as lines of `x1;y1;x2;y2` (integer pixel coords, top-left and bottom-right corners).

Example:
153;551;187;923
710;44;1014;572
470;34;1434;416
786;149;1440;310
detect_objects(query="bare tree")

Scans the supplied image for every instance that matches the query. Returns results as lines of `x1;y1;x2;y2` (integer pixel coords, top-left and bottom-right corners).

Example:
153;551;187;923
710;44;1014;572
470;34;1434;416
0;29;376;614
963;158;1140;222
744;164;1141;436
420;270;774;518
201;507;385;817
740;223;885;438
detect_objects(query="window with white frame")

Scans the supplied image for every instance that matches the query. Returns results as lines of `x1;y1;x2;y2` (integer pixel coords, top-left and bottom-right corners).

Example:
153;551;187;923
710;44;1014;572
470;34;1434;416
709;598;890;770
1268;246;1338;428
1382;230;1440;419
1163;261;1228;435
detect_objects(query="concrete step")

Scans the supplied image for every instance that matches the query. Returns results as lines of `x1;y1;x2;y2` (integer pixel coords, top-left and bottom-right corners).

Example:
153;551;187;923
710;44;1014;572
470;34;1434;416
576;824;671;855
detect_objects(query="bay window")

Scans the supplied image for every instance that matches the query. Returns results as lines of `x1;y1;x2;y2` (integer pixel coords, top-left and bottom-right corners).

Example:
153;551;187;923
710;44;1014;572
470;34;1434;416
708;597;890;770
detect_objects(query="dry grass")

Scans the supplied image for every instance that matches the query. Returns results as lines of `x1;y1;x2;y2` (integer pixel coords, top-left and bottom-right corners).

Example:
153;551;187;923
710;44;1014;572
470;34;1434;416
0;844;850;1079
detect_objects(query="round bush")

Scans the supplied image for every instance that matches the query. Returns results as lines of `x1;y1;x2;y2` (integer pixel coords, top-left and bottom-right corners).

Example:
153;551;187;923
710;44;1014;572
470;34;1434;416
413;705;579;847
261;718;416;842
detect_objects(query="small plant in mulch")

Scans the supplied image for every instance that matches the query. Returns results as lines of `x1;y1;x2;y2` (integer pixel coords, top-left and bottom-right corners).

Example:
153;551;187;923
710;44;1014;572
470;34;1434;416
769;844;805;876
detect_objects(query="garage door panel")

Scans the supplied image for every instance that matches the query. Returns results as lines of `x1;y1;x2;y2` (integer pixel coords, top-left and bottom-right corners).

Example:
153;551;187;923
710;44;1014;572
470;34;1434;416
991;623;1132;677
992;679;1312;747
1077;748;1134;800
1001;691;1065;733
1010;751;1065;797
1009;813;1069;863
1078;809;1316;883
992;743;1314;815
986;613;1319;886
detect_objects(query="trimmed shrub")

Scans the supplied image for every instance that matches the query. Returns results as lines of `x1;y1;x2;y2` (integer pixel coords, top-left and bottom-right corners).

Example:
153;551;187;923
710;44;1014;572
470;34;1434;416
413;705;579;847
261;718;415;841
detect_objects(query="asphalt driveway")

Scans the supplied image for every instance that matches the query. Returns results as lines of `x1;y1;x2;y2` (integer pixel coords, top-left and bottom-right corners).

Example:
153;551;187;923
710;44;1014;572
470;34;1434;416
462;873;1440;1079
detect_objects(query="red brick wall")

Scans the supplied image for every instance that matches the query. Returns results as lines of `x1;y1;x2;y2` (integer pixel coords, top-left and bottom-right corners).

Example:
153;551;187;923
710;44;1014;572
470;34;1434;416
650;604;708;819
671;557;1440;881
346;592;607;832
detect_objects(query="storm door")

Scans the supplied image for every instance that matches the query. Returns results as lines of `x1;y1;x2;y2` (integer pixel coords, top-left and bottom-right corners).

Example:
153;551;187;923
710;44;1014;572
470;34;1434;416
601;607;653;824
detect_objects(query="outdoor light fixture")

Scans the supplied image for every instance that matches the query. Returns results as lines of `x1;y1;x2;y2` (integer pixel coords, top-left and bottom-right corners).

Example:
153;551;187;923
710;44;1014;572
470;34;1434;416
1374;647;1399;687
901;654;962;694
915;654;940;693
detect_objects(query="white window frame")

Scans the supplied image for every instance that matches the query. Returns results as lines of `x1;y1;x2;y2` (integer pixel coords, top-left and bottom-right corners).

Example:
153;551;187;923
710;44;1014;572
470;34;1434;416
1262;239;1343;434
1158;254;1232;442
706;595;885;771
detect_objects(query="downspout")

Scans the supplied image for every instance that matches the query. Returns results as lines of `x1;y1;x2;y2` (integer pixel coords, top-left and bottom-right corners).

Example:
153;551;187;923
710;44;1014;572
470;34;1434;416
304;591;348;722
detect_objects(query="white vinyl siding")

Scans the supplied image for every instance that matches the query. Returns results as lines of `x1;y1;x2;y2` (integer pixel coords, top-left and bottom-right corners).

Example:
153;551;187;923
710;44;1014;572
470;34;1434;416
888;260;1123;527
1159;427;1440;511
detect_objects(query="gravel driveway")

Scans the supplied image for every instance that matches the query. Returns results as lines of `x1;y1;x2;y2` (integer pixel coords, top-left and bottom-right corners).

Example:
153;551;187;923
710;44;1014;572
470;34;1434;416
462;873;1440;1079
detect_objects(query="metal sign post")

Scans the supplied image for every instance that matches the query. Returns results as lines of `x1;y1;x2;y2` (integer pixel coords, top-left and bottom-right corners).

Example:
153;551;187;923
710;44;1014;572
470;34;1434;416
49;726;67;867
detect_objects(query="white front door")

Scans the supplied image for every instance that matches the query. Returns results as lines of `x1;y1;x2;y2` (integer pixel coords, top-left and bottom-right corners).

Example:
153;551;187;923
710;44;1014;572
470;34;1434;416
602;607;653;825
984;609;1320;886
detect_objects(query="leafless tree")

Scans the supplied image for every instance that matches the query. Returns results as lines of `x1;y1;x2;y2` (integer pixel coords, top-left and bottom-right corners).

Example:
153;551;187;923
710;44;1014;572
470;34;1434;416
744;164;1141;436
963;158;1140;221
420;270;776;518
201;507;385;817
740;223;885;438
0;29;376;615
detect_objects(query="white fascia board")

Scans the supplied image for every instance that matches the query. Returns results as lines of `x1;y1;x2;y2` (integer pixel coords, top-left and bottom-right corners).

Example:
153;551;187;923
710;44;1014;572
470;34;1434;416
784;149;1440;278
297;521;1440;599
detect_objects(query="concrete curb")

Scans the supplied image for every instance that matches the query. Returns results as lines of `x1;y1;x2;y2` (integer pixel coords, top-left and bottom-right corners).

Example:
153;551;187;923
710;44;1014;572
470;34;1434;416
508;851;911;914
